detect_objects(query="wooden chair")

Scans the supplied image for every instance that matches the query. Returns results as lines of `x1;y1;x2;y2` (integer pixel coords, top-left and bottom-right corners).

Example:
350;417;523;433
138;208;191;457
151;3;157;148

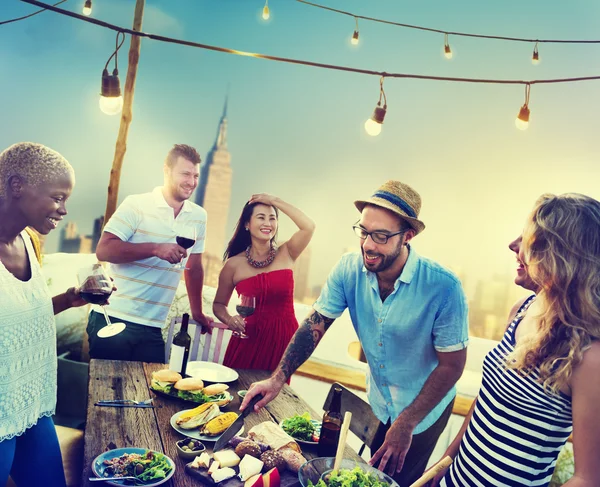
323;382;385;457
165;317;230;364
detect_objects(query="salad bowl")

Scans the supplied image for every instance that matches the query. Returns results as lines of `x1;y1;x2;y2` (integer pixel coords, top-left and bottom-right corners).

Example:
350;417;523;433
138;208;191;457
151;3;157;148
298;457;399;487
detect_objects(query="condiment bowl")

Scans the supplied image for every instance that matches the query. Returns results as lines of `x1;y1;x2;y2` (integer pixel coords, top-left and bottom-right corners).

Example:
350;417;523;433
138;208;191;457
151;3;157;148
175;438;206;461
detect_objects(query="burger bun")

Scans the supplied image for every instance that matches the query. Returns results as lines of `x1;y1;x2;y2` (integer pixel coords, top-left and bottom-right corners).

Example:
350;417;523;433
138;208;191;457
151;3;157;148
152;369;183;383
202;383;229;396
174;377;205;391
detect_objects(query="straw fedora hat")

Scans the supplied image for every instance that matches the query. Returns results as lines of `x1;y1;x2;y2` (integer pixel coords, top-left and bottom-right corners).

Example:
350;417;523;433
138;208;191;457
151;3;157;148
354;180;426;234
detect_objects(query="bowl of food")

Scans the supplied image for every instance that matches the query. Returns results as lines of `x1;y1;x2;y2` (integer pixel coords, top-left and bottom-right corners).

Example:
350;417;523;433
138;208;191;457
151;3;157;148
298;457;398;487
175;438;206;461
237;390;248;400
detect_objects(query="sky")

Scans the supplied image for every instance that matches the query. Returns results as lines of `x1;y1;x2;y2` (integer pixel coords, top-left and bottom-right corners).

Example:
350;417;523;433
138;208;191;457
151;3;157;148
1;0;600;295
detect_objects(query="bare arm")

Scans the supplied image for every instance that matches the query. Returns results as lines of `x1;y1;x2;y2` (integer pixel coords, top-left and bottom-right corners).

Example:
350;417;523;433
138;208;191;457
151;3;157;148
249;194;315;261
185;253;209;328
52;287;86;315
96;232;186;264
212;260;245;333
563;342;600;487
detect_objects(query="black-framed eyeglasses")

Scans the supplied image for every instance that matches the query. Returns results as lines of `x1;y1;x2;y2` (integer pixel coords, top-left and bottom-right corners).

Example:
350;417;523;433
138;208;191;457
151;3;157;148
352;225;405;244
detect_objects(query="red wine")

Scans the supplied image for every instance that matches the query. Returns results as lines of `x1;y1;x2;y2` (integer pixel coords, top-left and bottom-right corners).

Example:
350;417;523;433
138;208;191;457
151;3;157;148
236;305;255;318
176;236;195;249
318;386;343;457
79;290;111;305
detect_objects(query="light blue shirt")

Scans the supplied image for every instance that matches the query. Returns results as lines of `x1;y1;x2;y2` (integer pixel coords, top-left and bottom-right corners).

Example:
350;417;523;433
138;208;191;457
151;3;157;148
313;247;468;434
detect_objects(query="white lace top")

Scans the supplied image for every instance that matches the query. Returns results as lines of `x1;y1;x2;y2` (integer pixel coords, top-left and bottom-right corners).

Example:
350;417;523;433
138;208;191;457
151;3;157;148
0;231;57;441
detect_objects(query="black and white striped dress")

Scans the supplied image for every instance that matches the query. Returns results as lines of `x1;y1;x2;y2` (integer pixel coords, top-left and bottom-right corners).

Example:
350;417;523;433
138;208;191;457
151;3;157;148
441;296;573;487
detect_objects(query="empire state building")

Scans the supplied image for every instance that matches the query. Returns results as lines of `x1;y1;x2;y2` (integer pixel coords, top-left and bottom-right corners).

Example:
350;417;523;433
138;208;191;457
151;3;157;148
195;98;233;286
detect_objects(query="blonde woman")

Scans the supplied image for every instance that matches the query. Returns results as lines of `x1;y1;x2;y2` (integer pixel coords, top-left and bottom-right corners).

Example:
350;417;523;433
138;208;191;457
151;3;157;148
431;193;600;487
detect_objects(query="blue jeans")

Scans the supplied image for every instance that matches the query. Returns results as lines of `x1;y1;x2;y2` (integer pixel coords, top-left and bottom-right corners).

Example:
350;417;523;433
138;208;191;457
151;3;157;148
0;415;66;487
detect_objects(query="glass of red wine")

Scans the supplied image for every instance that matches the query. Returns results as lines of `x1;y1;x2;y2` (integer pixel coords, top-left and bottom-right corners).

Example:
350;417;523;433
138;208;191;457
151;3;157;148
77;263;126;338
234;294;255;339
174;222;196;270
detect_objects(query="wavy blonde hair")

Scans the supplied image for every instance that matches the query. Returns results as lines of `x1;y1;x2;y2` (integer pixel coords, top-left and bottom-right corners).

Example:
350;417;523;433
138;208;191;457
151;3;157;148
509;193;600;394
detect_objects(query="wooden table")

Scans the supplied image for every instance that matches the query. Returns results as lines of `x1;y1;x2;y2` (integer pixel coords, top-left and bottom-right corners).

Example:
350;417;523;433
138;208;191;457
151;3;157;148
82;360;363;487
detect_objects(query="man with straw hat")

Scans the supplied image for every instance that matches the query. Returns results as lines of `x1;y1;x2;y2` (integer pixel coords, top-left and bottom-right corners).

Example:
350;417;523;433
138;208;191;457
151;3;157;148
241;180;469;486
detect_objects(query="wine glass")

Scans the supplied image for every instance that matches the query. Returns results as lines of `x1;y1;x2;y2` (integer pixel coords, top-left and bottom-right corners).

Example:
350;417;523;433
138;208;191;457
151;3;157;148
77;263;126;338
174;221;197;270
234;294;256;339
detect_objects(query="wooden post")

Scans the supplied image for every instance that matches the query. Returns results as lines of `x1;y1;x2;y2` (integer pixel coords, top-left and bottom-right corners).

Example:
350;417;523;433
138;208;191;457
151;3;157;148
103;0;145;225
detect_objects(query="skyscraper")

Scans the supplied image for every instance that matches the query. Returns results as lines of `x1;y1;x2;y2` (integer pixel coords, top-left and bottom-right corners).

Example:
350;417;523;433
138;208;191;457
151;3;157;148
293;245;311;303
195;97;233;287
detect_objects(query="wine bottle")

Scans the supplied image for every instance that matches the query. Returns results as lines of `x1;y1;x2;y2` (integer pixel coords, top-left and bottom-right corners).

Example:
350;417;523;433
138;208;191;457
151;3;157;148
318;386;343;457
169;313;191;376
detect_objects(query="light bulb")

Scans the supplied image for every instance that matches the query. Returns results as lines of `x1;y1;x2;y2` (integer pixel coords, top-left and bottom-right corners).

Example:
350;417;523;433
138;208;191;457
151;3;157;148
364;119;382;136
515;104;530;130
444;44;453;59
82;0;92;16
99;95;123;115
262;5;270;20
532;52;540;65
351;31;359;45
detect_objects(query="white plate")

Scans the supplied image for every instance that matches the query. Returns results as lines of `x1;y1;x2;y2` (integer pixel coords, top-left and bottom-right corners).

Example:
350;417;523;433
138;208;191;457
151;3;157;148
186;361;239;383
170;409;244;442
280;418;322;445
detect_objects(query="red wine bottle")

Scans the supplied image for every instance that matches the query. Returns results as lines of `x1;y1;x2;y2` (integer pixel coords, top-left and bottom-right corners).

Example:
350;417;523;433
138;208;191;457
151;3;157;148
169;313;191;376
318;386;343;457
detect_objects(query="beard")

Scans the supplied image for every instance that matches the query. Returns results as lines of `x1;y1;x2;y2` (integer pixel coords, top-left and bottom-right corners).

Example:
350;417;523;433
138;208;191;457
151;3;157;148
361;240;403;273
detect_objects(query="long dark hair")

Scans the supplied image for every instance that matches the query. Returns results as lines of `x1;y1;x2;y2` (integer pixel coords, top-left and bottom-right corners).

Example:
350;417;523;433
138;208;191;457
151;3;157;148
223;202;279;261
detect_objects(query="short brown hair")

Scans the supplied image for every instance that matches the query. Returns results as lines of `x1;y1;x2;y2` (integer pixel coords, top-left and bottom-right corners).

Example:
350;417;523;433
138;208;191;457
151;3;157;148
165;144;201;167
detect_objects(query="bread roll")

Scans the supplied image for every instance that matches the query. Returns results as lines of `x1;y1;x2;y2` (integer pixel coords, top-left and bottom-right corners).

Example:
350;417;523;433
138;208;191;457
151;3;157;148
202;383;229;396
152;369;182;382
174;377;205;391
278;448;307;473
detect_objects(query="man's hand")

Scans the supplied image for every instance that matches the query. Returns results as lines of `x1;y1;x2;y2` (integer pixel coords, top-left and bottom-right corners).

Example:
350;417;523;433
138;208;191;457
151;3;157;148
239;376;285;412
424;463;451;487
369;420;414;476
154;243;187;264
192;312;212;335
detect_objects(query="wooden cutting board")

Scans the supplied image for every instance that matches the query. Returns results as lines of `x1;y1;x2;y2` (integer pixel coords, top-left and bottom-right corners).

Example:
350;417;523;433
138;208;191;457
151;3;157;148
184;464;300;487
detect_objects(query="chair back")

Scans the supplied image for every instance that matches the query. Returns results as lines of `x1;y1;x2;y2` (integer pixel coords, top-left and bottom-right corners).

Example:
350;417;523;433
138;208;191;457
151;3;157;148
165;317;230;364
323;382;385;454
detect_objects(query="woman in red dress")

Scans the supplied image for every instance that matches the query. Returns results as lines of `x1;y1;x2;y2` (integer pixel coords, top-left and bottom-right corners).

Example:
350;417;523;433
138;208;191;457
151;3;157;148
213;193;315;372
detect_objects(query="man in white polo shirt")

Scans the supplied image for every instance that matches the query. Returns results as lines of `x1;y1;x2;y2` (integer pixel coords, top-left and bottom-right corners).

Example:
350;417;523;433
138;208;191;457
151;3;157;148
87;144;209;362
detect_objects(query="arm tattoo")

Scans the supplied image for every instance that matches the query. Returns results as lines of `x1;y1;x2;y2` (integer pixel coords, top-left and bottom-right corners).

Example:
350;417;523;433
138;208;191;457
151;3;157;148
277;311;335;381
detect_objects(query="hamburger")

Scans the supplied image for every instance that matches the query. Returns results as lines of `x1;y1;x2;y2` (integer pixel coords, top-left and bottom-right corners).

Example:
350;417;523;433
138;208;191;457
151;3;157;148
150;369;183;394
174;379;232;405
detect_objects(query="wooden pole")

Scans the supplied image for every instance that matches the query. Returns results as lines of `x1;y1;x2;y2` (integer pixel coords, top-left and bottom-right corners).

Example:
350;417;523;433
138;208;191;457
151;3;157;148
103;0;145;225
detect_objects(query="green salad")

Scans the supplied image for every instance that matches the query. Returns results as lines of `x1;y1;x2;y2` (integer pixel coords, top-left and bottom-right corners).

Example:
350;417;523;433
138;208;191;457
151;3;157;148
102;450;172;484
282;412;316;441
308;466;390;487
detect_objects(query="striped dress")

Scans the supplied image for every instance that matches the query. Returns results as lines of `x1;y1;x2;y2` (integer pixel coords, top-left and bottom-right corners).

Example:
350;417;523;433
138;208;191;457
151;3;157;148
442;296;573;487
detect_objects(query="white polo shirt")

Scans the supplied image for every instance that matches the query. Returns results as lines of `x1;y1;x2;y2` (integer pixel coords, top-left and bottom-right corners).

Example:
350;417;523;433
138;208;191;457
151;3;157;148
95;187;207;328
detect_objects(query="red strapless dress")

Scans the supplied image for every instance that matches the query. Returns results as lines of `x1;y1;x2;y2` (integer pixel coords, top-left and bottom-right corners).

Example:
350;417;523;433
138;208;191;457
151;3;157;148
223;269;298;372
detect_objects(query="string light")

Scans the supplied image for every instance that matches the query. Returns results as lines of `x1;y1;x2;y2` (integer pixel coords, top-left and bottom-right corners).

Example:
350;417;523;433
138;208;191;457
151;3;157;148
365;76;387;137
262;0;270;20
99;31;125;115
351;17;359;45
82;0;92;16
515;84;531;130
444;33;453;59
532;42;540;64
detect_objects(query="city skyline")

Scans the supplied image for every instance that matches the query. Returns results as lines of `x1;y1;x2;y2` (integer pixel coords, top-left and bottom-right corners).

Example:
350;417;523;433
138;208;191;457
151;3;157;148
2;0;599;302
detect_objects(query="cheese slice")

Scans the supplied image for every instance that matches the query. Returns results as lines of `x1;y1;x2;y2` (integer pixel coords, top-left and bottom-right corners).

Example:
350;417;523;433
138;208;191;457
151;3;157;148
208;460;221;475
238;454;264;481
213;449;241;468
212;467;236;483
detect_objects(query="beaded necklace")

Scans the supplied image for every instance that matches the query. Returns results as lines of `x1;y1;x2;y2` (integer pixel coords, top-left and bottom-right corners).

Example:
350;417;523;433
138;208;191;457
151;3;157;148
245;245;277;268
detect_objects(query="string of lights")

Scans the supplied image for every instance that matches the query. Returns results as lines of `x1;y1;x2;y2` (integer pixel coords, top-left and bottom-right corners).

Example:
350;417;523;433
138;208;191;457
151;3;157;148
0;0;68;26
17;0;600;135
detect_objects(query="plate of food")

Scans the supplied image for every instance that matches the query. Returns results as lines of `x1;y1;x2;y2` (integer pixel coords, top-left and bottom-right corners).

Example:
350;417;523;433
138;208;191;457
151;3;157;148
150;369;234;406
186;361;239;383
280;413;321;445
170;404;243;442
91;447;175;486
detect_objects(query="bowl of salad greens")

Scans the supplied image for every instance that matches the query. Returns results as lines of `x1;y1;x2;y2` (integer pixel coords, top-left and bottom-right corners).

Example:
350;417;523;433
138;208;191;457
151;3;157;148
281;413;321;444
298;457;398;487
92;448;175;486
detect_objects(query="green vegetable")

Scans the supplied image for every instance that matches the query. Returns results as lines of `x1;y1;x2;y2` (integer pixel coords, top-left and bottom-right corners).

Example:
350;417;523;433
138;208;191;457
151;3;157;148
308;466;390;487
126;451;172;484
282;413;315;441
176;389;209;403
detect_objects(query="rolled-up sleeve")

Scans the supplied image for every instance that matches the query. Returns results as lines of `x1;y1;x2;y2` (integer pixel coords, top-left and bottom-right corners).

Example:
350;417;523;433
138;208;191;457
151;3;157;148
103;196;140;242
313;257;349;319
432;279;469;352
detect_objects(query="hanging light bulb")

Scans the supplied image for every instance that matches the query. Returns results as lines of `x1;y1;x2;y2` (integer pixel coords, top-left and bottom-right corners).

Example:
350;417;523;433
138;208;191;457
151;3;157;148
82;0;92;16
532;42;540;65
364;77;387;137
443;33;453;59
351;17;359;45
262;0;270;20
99;68;123;115
515;84;531;130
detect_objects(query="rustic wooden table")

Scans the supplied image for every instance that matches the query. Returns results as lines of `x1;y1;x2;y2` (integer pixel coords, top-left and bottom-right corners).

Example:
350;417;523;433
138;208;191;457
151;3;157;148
81;360;363;487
